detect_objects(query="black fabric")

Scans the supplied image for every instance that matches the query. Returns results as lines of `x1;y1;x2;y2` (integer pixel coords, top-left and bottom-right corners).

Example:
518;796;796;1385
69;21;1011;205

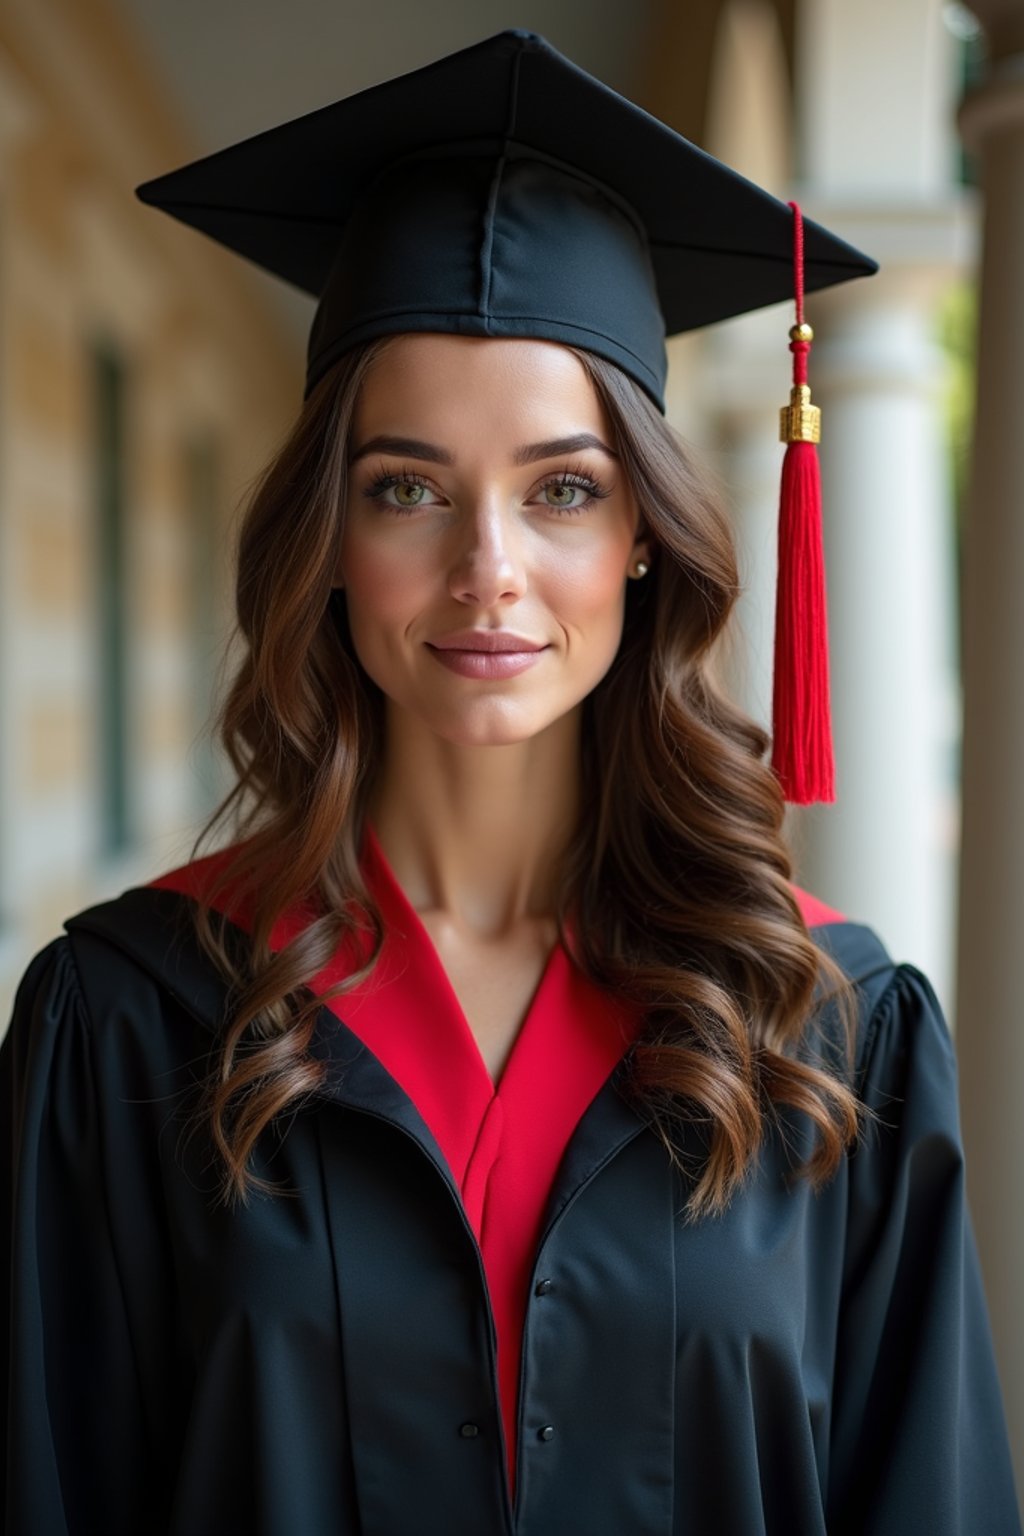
133;29;878;410
1;888;1019;1534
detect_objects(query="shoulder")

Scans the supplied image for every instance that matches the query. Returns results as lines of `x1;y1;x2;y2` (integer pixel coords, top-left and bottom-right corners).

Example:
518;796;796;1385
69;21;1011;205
48;837;323;1042
788;879;895;996
802;913;953;1095
783;886;950;1088
55;877;233;1041
4;906;214;1113
3;920;219;1199
4;934;89;1061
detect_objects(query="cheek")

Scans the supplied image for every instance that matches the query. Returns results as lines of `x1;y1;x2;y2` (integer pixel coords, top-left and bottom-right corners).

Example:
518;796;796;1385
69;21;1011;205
550;534;632;628
339;527;431;631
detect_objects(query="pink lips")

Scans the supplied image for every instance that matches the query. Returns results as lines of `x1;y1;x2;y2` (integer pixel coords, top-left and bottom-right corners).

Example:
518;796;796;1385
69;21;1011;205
428;629;546;652
427;646;548;679
425;625;550;679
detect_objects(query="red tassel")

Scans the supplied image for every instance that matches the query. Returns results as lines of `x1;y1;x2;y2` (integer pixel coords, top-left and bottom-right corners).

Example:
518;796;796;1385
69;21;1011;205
770;202;835;805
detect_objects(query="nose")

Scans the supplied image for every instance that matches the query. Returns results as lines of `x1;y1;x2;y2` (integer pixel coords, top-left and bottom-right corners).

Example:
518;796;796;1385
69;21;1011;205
448;502;530;606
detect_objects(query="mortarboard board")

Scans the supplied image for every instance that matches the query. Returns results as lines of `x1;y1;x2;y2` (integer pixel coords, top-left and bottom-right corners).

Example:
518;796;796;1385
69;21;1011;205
133;27;876;413
134;27;880;806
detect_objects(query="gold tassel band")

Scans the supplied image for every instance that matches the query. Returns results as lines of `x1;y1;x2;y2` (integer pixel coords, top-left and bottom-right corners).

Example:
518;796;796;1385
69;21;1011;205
779;323;821;444
779;383;821;444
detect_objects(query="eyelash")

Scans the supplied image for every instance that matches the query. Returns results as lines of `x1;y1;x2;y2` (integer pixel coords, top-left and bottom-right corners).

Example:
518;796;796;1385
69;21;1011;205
361;462;613;517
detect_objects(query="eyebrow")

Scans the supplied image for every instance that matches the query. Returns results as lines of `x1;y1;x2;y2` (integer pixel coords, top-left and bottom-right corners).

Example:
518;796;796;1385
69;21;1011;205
348;432;618;467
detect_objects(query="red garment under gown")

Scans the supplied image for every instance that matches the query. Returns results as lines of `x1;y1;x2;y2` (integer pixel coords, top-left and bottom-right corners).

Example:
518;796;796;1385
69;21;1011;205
149;821;841;1502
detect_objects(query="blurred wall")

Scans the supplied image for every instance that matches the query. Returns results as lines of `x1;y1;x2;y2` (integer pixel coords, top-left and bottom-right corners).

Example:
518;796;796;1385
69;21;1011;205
0;0;301;1017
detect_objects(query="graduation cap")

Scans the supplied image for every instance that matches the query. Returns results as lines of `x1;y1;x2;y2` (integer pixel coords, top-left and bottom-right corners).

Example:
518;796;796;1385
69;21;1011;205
135;27;878;806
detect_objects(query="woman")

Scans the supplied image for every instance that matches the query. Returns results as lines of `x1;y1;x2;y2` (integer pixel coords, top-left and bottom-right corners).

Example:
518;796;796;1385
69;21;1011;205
2;28;1020;1536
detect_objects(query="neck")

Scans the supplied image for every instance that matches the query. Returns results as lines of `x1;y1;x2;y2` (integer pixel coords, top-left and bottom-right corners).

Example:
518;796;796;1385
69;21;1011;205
366;705;582;941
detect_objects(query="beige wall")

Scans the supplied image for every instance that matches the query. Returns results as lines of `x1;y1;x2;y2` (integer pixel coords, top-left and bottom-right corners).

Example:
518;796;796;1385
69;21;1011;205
0;0;302;1020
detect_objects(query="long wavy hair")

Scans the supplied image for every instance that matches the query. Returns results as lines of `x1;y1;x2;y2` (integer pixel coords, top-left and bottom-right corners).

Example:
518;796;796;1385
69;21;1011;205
183;332;870;1222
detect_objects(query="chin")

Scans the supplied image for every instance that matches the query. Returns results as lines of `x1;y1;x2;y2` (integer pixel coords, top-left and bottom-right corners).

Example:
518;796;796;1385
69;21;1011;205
436;716;553;748
407;694;561;744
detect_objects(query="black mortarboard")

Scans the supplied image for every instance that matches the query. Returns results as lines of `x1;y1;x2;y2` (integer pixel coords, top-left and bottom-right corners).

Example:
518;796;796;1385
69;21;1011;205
135;28;880;808
134;27;875;415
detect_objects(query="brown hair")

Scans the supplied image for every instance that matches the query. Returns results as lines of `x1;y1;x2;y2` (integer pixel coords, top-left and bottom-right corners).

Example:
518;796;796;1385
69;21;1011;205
184;333;870;1222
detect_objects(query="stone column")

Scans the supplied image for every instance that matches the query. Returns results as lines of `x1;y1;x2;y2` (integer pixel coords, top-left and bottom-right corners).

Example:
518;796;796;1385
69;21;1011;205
786;0;968;1016
955;27;1024;1493
785;224;967;1015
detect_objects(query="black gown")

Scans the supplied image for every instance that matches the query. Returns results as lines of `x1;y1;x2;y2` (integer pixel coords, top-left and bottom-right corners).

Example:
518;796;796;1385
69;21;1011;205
1;869;1020;1535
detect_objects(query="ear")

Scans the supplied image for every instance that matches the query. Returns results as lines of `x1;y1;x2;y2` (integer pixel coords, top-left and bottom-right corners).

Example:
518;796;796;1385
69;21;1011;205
632;523;654;567
632;505;654;548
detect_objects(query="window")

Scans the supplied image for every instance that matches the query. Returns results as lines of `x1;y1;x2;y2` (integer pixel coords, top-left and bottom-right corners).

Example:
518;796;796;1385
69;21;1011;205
184;428;223;817
92;340;131;855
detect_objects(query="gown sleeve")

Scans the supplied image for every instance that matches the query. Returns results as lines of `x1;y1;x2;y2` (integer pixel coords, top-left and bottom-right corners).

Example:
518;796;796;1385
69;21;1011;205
0;937;157;1536
826;961;1022;1535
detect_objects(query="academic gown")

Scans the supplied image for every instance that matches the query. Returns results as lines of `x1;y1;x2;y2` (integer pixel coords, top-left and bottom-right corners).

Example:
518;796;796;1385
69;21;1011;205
261;820;649;1504
0;826;1020;1535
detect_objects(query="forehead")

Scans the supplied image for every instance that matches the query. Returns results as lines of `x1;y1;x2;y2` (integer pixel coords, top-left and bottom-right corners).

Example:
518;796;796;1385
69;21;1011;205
353;333;608;433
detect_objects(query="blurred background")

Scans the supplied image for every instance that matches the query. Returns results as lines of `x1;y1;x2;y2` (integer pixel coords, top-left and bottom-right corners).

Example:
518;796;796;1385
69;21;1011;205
0;0;1020;1495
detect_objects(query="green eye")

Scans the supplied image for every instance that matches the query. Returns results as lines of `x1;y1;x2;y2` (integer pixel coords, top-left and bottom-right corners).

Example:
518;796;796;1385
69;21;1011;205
538;471;608;513
545;483;578;506
363;472;434;513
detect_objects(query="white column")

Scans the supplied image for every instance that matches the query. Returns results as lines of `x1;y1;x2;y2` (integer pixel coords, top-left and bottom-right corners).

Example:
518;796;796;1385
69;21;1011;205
955;43;1024;1494
786;227;966;1014
789;0;969;1016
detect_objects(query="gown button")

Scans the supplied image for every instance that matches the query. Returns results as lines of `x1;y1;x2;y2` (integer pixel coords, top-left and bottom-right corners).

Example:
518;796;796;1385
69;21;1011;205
534;1278;553;1295
538;1424;555;1441
459;1422;480;1438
